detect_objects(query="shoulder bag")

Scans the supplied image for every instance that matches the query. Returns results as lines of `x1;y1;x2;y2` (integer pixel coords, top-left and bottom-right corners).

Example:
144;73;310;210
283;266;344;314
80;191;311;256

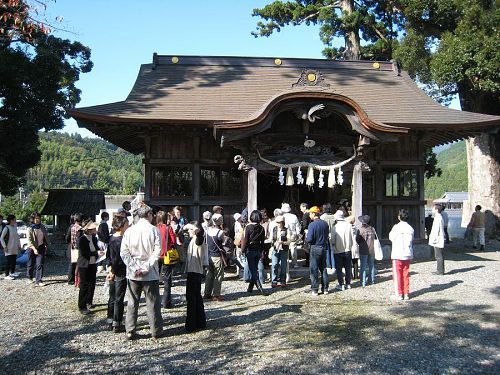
373;228;384;261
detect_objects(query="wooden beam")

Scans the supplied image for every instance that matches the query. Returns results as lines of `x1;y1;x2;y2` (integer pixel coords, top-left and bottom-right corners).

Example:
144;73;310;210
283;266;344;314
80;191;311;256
247;168;258;213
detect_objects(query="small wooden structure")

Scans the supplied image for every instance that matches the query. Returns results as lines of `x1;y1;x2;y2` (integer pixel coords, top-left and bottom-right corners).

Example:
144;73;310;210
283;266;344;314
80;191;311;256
41;188;106;232
68;55;500;240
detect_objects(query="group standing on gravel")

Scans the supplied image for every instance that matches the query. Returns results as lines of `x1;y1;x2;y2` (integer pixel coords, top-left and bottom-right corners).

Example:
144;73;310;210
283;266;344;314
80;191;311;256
0;198;491;340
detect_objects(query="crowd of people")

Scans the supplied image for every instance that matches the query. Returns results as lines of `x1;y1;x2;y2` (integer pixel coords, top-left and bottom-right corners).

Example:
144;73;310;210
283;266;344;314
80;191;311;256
0;199;490;340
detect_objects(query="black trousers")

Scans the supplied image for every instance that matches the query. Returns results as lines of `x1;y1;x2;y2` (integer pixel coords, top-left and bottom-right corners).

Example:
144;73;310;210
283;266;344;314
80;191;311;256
185;272;206;332
27;247;45;283
107;275;126;325
5;254;16;276
334;251;352;286
68;262;77;284
162;264;174;307
78;264;97;309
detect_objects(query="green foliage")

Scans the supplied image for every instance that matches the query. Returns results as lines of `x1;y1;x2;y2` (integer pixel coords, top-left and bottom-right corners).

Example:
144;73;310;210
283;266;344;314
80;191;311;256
0;1;93;195
24;132;143;195
424;141;467;199
252;0;398;60
423;148;442;179
0;190;47;222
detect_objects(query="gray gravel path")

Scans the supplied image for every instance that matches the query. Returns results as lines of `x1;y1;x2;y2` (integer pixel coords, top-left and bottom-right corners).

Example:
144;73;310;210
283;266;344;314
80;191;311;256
0;239;498;374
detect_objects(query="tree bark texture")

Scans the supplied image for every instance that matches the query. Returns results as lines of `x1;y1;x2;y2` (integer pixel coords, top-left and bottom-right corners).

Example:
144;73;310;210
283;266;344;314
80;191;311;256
340;0;361;60
465;133;500;238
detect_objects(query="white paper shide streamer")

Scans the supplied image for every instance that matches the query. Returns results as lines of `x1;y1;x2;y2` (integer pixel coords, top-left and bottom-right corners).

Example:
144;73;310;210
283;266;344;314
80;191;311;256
286;167;294;186
318;170;325;188
328;167;336;188
337;167;344;185
296;167;304;184
278;167;285;185
306;167;315;186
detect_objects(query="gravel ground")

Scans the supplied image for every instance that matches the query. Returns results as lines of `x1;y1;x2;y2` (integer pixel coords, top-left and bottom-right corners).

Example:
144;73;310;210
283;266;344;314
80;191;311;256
0;239;499;374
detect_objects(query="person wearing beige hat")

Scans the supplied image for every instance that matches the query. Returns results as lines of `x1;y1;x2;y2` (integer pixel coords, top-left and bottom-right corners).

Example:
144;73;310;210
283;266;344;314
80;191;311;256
77;220;100;314
270;215;290;287
331;209;355;290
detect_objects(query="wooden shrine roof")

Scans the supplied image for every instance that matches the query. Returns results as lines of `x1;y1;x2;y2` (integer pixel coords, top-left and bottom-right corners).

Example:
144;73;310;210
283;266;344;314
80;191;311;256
41;189;106;216
69;55;499;153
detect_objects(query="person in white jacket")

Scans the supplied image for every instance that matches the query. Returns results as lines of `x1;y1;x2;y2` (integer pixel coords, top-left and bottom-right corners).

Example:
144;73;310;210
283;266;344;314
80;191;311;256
389;209;414;301
281;203;301;268
428;204;445;275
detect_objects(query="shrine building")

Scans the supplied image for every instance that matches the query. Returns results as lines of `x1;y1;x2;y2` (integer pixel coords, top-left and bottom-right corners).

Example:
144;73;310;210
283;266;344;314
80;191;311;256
68;55;500;240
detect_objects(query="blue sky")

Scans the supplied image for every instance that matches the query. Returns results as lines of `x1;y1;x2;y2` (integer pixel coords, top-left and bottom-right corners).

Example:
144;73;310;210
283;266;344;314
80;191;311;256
49;0;325;137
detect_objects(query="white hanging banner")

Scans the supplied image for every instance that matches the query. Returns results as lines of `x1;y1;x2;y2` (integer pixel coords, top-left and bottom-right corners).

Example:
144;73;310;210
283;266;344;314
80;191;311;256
286;167;294;186
278;167;285;185
318;170;325;188
328;167;336;188
306;167;315;186
338;167;344;185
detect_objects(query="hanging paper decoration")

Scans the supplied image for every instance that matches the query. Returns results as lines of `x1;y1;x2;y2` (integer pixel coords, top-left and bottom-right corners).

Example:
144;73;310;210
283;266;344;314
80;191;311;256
286;167;294;186
278;167;285;185
338;167;344;185
296;167;304;184
318;170;325;188
328;167;336;188
306;167;315;186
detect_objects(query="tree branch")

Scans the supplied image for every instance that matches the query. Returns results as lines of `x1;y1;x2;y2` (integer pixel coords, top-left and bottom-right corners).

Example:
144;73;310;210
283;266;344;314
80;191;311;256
297;2;341;25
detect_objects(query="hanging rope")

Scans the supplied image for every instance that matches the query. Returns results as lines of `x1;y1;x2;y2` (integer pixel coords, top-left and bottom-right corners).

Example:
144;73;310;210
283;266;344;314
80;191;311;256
256;146;357;171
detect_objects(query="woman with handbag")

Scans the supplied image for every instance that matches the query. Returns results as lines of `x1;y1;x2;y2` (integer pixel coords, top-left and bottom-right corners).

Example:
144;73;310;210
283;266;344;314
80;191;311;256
241;210;267;295
184;222;207;332
356;215;376;287
77;221;100;314
26;212;50;287
157;211;178;308
203;213;226;301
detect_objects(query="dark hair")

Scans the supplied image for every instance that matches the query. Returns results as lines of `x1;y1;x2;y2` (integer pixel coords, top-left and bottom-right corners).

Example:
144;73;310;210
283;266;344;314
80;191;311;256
173;205;183;212
112;215;129;231
29;212;41;223
156;210;168;224
322;203;332;214
475;205;482;211
434;204;443;213
101;212;109;220
249;210;262;224
300;202;308;209
398;209;409;222
74;212;83;223
122;201;131;210
7;214;15;222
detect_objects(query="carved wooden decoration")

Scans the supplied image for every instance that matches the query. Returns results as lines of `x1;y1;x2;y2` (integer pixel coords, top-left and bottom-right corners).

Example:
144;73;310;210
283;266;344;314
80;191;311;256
292;70;330;88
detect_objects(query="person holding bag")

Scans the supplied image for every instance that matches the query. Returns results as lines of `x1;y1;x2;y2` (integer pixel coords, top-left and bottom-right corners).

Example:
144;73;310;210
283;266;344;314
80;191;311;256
26;212;50;287
356;215;376;287
157;211;178;309
203;214;226;301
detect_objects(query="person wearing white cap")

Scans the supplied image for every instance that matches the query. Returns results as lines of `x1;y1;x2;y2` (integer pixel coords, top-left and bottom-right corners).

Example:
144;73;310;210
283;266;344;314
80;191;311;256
77;220;100;314
281;203;301;268
331;210;355;290
270;215;290;287
201;211;212;232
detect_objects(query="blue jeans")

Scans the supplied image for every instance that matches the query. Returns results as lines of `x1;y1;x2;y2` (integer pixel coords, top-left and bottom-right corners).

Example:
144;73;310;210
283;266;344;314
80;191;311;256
271;250;288;285
359;254;375;286
309;245;329;293
246;250;262;290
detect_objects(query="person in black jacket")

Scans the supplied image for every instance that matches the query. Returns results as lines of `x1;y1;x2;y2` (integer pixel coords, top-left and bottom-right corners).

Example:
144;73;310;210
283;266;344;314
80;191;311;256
77;221;100;315
241;210;267;295
106;215;129;332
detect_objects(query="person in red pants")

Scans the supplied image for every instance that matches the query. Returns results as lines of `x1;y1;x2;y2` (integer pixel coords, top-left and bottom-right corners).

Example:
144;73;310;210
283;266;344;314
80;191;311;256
388;209;414;301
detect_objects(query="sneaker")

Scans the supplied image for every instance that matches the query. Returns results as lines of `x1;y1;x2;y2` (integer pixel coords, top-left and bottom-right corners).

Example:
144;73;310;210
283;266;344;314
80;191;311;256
311;291;319;297
11;272;20;277
390;294;403;302
322;289;329;295
113;325;125;333
336;284;345;291
4;275;15;280
403;294;410;301
79;308;91;315
345;284;351;290
35;282;45;287
126;332;137;341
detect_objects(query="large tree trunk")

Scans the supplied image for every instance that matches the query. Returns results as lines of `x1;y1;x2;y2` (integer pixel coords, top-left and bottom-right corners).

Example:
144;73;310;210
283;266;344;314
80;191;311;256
460;86;500;239
340;0;361;60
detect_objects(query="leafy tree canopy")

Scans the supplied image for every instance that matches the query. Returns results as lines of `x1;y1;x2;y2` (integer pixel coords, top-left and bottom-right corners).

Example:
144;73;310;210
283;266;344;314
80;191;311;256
0;0;93;195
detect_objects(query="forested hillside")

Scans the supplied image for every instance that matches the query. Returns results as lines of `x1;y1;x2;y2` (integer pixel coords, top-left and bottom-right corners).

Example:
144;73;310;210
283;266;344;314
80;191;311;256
25;132;143;194
424;141;467;199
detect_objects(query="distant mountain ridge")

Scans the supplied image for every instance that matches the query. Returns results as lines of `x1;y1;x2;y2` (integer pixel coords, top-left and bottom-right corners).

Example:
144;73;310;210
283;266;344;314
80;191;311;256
24;132;143;194
425;141;467;199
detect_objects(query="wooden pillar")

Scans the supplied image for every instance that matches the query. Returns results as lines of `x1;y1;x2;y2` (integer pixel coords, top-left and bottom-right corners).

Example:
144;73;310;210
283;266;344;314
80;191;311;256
351;162;363;227
247;168;258;213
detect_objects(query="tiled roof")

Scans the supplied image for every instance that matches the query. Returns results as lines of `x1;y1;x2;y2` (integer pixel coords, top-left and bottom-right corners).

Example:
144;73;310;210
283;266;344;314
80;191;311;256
68;55;500;153
41;189;106;216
